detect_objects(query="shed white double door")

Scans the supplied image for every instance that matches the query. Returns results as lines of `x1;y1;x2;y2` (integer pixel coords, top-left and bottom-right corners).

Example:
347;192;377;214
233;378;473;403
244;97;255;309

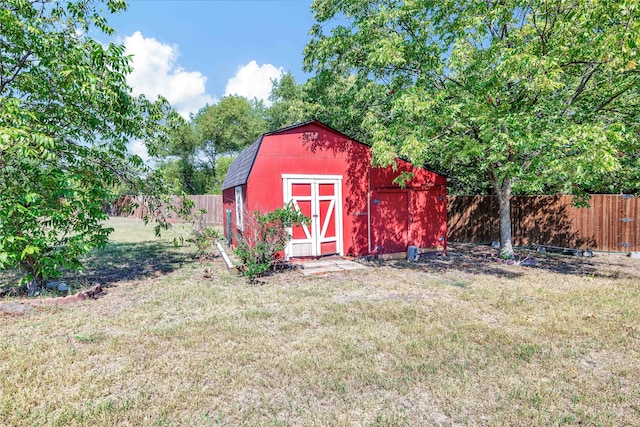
282;174;343;257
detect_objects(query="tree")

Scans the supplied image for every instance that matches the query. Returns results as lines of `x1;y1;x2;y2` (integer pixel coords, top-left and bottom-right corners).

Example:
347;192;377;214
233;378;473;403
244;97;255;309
0;0;171;288
211;155;234;193
267;72;309;129
193;95;268;184
154;96;269;195
304;0;640;257
267;71;389;145
154;115;208;194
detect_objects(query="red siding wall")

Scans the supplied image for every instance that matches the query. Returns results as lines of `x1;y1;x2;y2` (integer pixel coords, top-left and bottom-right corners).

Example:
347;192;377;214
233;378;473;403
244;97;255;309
247;123;371;256
369;158;447;254
227;121;447;256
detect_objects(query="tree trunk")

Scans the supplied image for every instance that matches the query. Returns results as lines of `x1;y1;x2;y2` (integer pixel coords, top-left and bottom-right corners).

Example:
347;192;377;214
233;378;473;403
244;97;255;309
27;278;40;297
494;177;515;259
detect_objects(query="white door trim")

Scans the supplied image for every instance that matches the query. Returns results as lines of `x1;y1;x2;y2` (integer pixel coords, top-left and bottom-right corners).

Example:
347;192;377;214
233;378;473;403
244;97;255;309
282;174;343;181
282;174;343;257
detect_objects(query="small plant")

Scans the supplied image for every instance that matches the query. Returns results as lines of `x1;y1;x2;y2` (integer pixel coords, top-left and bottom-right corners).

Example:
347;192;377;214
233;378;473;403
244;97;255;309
234;203;310;279
173;206;221;258
513;342;541;363
74;332;103;343
189;226;221;257
500;249;515;260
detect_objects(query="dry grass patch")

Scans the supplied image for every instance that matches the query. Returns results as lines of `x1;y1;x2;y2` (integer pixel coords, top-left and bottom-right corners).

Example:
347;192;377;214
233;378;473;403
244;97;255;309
1;219;639;426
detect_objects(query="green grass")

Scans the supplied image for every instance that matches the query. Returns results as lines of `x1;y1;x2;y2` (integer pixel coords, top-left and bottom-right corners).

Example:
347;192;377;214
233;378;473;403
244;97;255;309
1;217;194;292
0;217;639;426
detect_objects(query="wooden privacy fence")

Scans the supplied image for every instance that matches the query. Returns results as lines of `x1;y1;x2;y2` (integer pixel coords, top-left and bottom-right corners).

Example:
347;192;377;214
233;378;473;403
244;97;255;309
108;195;224;226
448;194;640;253
109;194;638;252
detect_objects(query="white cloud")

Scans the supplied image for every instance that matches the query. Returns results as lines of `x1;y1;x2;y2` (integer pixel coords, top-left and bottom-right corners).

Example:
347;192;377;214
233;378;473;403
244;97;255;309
123;31;215;119
224;60;284;105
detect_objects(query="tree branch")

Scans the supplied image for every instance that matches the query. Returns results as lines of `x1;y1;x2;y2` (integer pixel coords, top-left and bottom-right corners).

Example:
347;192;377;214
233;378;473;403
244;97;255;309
594;79;637;112
0;49;33;94
561;62;599;116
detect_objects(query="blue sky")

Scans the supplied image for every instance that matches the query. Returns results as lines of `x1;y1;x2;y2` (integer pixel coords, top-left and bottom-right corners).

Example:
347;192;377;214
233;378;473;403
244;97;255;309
103;0;316;118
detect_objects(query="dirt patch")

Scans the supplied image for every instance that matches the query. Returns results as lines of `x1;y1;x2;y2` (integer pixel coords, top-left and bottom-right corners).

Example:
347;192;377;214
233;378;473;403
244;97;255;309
393;243;640;280
0;285;103;316
0;301;37;316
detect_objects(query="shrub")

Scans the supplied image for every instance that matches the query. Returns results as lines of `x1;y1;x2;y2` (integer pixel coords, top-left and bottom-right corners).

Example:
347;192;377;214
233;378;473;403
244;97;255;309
189;226;221;257
234;203;310;279
170;206;221;258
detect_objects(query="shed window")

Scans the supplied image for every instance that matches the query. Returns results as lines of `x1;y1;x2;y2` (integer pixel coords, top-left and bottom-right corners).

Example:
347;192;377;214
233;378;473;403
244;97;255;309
235;186;244;231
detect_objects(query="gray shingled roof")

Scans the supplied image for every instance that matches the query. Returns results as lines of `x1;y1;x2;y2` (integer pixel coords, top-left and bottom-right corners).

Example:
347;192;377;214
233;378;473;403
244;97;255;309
221;120;446;191
221;136;263;190
221;121;317;191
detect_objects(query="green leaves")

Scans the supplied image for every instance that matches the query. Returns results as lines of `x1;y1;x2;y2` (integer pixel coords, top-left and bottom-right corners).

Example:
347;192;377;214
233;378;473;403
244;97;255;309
305;0;640;194
234;203;310;279
304;0;640;256
153;96;269;195
0;0;172;286
20;245;39;261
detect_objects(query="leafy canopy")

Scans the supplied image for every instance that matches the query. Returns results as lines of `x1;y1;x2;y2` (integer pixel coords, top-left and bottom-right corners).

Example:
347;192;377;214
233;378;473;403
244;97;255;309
305;0;639;188
305;0;640;255
193;95;268;176
154;96;269;194
0;0;171;285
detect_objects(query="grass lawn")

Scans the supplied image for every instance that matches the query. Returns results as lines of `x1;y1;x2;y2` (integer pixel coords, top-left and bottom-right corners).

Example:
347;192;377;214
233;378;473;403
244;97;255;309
1;217;639;426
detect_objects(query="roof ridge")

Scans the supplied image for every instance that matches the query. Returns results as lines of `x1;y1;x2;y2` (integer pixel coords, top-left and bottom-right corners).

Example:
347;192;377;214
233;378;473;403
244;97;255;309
221;135;264;191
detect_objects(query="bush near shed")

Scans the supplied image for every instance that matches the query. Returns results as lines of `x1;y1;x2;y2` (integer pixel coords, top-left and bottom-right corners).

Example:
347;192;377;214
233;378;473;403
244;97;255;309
234;203;310;278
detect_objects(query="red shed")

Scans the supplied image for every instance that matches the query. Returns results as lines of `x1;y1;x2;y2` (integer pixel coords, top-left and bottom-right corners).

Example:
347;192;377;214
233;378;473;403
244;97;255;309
221;120;447;258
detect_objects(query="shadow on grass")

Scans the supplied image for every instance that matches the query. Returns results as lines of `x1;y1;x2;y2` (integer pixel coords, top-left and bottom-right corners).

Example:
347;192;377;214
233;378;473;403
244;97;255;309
382;243;638;280
77;241;192;287
389;256;524;279
1;240;195;300
0;270;22;288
